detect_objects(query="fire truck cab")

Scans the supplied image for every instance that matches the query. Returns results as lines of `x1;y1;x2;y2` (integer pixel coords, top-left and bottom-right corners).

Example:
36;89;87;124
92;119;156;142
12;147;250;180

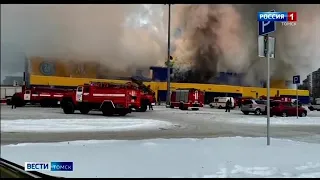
61;82;137;116
130;77;156;112
170;88;204;110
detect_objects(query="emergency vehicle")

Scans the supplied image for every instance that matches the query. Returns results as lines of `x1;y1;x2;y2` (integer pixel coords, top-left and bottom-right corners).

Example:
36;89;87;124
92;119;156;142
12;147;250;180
60;81;136;116
209;97;235;109
11;86;73;107
130;77;156;112
170;88;204;110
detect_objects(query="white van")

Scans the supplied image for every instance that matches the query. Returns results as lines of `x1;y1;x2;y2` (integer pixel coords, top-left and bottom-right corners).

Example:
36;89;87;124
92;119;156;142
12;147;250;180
209;97;235;109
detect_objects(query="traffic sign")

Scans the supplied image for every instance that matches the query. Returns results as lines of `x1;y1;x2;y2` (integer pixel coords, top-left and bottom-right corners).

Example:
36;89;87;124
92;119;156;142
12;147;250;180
293;75;300;84
258;10;276;36
258;35;275;58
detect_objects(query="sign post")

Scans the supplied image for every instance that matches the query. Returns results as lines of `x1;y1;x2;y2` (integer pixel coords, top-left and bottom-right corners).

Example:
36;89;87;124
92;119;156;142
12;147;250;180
293;75;300;119
258;10;276;146
166;4;172;107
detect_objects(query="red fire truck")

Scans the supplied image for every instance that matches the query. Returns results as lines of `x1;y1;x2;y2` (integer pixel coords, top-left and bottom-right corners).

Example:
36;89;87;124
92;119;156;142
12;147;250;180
170;88;204;110
60;81;137;116
11;86;73;107
130;77;156;112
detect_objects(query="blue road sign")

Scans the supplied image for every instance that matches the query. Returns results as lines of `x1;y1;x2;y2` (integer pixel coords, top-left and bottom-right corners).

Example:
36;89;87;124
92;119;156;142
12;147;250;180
293;75;300;84
258;10;276;36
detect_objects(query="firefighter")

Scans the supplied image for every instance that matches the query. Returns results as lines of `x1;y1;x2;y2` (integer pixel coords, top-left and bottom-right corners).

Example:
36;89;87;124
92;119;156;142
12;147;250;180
225;99;231;112
11;95;17;109
149;102;153;110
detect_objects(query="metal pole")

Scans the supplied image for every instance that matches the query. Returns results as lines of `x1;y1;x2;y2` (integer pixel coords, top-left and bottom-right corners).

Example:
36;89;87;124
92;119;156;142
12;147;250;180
296;84;299;119
166;4;171;106
266;34;271;146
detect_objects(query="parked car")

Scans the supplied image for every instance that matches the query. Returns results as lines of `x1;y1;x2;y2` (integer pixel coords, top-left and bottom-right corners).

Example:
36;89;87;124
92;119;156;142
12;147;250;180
308;104;320;111
262;100;279;115
270;101;307;117
241;99;267;115
236;96;254;108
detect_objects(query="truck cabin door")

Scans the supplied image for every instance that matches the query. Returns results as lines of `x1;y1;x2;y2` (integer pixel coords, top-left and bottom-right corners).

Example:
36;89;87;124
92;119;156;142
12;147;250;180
76;86;83;102
24;90;31;101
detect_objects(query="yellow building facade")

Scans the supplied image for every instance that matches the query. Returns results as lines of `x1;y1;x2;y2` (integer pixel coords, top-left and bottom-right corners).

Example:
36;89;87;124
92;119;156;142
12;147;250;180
29;75;309;100
29;57;98;78
27;56;309;102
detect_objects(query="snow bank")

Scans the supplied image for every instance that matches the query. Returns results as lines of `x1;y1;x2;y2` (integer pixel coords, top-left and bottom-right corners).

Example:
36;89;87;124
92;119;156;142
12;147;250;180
2;137;320;178
0;118;174;132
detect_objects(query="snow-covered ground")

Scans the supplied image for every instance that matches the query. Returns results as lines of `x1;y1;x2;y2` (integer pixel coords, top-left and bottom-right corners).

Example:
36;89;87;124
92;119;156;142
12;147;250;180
2;137;320;178
0;118;174;132
165;107;320;126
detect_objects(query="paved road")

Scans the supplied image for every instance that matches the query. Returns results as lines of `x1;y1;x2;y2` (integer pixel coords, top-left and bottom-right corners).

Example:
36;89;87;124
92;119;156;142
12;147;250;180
1;105;320;145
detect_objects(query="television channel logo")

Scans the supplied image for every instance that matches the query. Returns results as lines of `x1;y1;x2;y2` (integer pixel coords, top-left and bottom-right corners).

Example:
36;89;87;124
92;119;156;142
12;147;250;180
257;11;297;22
24;162;50;171
258;11;297;35
25;161;73;172
51;162;73;171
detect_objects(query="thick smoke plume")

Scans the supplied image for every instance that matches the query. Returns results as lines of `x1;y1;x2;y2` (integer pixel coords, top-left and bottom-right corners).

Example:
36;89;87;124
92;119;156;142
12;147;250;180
2;4;320;87
1;4;167;77
172;4;320;86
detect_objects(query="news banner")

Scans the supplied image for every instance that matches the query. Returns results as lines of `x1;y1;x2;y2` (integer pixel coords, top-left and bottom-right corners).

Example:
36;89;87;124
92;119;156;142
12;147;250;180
258;11;297;26
25;162;73;171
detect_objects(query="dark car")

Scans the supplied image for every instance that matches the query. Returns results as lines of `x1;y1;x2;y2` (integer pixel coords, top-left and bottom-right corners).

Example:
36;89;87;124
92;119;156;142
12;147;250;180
270;101;307;117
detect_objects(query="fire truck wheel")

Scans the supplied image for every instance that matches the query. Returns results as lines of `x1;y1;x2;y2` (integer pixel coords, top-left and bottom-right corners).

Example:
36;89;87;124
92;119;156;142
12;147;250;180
101;102;115;116
139;103;148;112
63;101;75;114
170;105;174;108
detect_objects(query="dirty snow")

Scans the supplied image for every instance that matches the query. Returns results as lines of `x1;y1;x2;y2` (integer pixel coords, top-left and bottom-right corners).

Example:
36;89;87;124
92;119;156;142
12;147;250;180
1;137;320;178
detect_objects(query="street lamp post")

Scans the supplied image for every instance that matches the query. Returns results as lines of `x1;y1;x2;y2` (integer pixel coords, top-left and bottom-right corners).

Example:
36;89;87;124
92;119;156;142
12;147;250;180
166;4;171;106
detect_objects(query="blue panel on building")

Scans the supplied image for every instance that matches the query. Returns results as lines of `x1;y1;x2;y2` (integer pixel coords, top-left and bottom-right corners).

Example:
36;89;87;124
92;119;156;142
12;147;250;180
158;90;167;102
150;66;173;82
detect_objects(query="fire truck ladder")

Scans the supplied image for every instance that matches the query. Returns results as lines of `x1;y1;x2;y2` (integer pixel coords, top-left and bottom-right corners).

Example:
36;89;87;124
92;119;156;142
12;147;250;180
89;81;136;89
130;76;155;95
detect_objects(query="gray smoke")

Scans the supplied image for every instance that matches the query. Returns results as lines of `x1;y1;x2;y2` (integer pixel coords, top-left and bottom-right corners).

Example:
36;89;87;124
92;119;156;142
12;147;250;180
2;4;319;86
1;4;167;78
172;4;320;86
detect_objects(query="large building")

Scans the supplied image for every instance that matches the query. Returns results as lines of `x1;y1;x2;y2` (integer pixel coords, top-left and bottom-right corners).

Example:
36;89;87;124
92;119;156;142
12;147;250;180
302;68;320;99
312;68;320;98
